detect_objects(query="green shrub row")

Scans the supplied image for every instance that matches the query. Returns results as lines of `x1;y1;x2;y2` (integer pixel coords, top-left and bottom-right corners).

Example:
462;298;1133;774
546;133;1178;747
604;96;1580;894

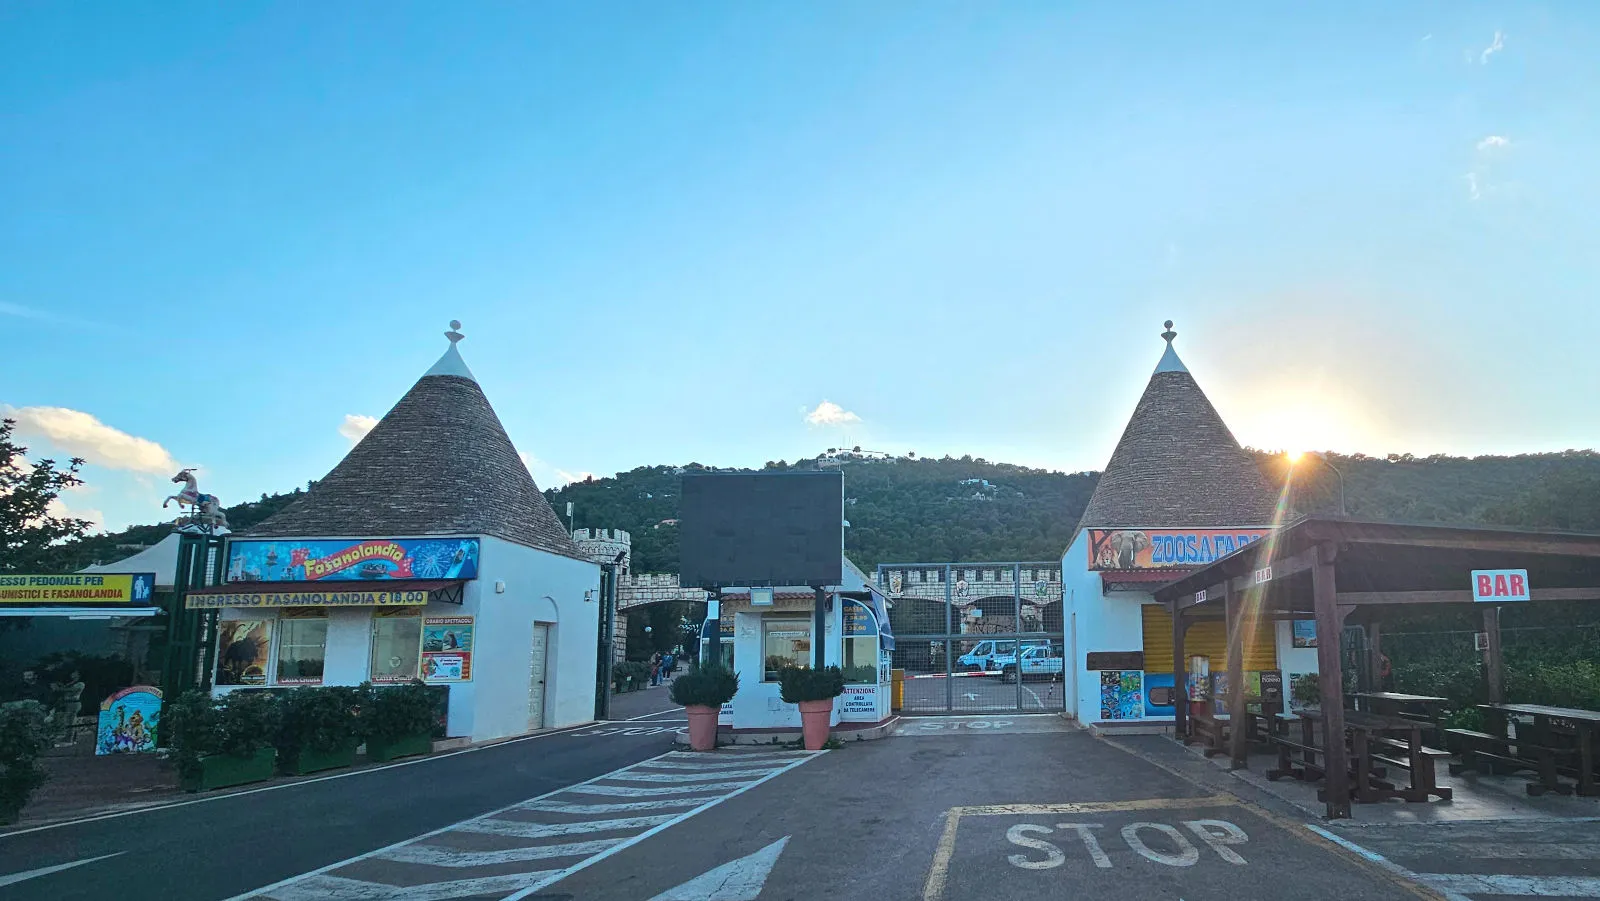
612;660;654;692
165;681;440;780
0;701;51;825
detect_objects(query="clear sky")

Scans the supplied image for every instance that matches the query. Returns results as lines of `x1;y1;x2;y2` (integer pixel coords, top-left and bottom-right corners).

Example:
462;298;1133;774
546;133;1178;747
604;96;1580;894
4;3;1598;533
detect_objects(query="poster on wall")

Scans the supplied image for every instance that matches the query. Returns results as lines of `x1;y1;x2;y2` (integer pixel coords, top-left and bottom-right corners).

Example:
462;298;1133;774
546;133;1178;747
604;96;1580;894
226;538;480;583
422;616;475;682
1087;529;1269;570
96;686;161;755
1292;620;1317;648
1100;670;1143;720
216;620;272;685
1143;672;1176;717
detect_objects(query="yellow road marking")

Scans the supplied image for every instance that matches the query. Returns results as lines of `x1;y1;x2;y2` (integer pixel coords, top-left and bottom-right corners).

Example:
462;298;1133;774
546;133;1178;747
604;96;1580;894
922;795;1237;899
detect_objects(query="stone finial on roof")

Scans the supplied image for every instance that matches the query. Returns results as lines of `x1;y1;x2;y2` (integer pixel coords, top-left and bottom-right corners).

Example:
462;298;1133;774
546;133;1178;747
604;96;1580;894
425;319;477;382
1154;319;1188;374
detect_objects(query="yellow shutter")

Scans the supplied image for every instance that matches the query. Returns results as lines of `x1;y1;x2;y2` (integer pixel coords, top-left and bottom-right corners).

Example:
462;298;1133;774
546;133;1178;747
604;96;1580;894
1141;604;1276;673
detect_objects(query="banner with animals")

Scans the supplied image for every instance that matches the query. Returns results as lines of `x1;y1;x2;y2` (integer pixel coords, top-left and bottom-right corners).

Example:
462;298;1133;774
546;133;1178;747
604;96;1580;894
96;686;162;755
1087;529;1270;570
226;538;480;583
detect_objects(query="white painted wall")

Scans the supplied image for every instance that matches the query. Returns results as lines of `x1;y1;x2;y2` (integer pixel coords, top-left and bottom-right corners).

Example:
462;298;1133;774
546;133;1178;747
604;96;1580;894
471;536;600;739
729;602;843;730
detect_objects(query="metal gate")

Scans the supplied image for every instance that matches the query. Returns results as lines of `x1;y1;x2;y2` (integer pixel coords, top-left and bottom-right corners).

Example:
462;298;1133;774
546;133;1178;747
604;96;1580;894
878;562;1067;714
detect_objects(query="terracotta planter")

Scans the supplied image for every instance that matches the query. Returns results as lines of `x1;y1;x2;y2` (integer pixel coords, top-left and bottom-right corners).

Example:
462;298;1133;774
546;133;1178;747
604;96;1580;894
685;705;720;751
798;699;834;750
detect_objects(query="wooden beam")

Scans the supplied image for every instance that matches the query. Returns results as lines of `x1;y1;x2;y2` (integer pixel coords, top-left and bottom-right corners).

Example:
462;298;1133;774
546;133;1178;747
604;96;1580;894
1313;541;1350;819
1300;519;1600;557
1336;587;1600;606
1175;544;1323;610
1225;581;1248;769
1483;606;1505;704
1173;604;1187;740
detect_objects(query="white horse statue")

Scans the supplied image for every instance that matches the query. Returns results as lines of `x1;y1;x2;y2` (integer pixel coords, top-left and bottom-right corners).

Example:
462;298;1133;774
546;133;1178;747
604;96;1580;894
163;468;229;531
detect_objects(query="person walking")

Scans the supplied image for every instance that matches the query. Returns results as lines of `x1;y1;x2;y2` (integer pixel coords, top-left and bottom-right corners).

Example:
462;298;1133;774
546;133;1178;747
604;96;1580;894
661;651;675;682
649;652;662;687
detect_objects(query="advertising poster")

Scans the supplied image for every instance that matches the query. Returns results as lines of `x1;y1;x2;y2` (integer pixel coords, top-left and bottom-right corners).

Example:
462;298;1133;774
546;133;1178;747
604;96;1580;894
1142;672;1177;717
96;686;162;755
1;572;156;606
1100;670;1143;720
422;616;475;683
226;538;480;583
1292;620;1317;648
1087;529;1269;570
216;620;273;685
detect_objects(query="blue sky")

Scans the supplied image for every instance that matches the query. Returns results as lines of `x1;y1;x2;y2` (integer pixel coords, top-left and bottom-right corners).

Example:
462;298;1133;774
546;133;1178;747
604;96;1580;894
4;3;1598;533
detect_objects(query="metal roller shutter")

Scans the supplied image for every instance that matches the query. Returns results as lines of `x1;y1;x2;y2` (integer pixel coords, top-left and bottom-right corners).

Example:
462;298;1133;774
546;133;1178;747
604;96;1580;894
1141;604;1276;673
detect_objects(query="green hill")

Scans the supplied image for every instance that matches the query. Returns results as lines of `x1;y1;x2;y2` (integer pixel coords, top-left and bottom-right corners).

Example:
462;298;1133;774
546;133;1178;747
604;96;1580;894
47;449;1600;573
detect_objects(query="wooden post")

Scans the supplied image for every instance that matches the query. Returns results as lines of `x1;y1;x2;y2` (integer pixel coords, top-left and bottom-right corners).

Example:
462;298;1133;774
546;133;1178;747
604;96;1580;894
1313;542;1350;819
1483;606;1504;704
1173;604;1187;740
1226;581;1248;769
1367;618;1384;695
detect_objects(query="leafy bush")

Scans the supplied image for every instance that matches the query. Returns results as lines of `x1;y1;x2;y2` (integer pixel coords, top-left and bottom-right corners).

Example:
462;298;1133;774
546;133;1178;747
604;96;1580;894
777;666;846;704
613;661;652;692
214;690;281;758
0;701;50;824
1510;659;1600;710
1440;706;1485;731
163;690;219;779
1289;673;1321;706
669;667;739;708
276;687;363;756
363;681;438;742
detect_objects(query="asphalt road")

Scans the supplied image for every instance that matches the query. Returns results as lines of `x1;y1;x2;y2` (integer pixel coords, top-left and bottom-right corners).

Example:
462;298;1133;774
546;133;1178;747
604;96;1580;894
0;723;677;901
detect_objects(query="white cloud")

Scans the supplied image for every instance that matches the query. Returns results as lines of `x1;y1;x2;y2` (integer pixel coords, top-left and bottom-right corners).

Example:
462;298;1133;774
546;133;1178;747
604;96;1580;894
48;496;105;532
556;469;596;484
1477;135;1510;151
803;400;862;427
1480;29;1504;63
2;405;178;473
1465;172;1482;201
338;414;379;445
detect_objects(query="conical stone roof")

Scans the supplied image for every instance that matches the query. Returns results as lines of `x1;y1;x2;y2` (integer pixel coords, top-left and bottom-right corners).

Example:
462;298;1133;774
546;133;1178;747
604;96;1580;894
249;324;583;559
1078;322;1277;529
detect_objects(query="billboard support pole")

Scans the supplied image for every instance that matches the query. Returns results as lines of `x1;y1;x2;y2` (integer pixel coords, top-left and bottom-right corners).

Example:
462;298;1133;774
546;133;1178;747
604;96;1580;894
813;586;827;669
706;586;722;670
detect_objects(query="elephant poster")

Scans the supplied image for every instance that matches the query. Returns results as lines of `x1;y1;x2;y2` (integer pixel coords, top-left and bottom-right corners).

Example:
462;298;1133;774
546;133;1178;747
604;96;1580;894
1087;529;1270;570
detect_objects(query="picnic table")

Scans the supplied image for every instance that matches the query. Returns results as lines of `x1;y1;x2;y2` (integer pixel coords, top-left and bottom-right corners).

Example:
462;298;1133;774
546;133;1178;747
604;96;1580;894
1473;703;1600;797
1270;708;1451;803
1352;691;1448;719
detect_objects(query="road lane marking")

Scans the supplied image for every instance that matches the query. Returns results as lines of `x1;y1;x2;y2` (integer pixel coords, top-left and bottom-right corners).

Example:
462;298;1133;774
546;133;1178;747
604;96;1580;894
230;750;822;901
0;851;124;888
261;871;561;901
624;708;693;722
1417;873;1600;896
565;780;756;797
455;815;678;839
518;798;706;814
379;837;623;867
1304;825;1469;901
647;836;788;901
609;768;780;783
638;758;793;771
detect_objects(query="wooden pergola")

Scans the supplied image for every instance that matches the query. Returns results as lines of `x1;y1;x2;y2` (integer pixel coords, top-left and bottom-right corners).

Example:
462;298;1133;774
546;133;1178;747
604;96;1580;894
1152;516;1600;818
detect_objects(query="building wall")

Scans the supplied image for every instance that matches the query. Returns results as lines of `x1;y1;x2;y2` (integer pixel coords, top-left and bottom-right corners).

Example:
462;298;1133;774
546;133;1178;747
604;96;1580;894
729;600;843;731
213;535;601;743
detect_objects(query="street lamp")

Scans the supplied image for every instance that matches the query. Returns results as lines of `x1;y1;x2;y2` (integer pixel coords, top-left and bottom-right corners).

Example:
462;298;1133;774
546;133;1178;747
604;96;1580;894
1287;450;1346;515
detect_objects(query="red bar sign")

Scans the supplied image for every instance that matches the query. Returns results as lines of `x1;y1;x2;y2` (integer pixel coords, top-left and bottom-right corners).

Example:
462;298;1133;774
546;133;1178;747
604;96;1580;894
1471;569;1530;603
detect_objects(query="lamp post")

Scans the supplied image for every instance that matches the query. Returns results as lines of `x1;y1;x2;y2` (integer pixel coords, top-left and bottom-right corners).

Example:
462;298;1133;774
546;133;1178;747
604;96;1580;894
1288;451;1346;515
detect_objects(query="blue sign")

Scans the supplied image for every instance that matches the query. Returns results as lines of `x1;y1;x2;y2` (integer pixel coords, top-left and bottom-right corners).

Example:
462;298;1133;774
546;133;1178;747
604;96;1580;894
226;538;480;583
842;598;878;637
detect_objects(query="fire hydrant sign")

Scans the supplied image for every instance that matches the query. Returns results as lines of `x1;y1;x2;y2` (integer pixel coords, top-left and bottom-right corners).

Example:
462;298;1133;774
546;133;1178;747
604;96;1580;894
1472;569;1530;603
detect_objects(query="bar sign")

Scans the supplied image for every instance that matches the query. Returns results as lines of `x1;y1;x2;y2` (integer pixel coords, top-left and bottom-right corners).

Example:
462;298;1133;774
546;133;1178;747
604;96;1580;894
1471;569;1530;603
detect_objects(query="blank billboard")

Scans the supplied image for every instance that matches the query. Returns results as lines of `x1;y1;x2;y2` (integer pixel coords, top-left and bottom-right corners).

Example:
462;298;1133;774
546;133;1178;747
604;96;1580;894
679;471;843;589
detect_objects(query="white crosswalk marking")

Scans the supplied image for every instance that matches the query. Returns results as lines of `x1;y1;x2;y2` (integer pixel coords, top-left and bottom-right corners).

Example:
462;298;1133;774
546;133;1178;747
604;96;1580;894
232;749;821;901
1313;821;1600;901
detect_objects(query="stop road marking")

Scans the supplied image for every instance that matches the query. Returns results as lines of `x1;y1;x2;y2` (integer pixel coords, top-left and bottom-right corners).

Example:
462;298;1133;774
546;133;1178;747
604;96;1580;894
1006;819;1248;869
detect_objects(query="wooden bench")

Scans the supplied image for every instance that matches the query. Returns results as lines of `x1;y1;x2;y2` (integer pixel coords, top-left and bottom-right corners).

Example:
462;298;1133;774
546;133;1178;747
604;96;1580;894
1367;737;1454;801
1445;727;1577;796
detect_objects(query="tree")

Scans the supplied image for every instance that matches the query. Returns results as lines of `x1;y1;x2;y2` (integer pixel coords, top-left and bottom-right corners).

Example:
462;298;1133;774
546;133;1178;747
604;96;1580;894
0;418;92;573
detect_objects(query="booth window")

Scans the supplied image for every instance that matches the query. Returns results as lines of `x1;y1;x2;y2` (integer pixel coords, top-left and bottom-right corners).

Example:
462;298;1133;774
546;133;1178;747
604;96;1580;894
276;608;328;685
842;631;876;684
370;608;423;683
761;618;811;681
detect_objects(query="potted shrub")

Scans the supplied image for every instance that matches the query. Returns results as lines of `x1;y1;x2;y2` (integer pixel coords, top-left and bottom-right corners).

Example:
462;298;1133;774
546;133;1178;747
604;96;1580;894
276;687;363;775
363;681;438;762
1290;673;1321;712
167;689;281;792
0;701;50;825
669;667;739;751
777;665;846;750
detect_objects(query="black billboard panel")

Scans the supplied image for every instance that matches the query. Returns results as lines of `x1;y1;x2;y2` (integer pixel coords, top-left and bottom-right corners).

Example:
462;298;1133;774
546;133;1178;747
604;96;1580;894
679;471;843;589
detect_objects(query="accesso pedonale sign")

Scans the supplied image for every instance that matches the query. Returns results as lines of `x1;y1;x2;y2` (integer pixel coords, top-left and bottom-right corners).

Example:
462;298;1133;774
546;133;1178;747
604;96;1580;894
0;573;157;606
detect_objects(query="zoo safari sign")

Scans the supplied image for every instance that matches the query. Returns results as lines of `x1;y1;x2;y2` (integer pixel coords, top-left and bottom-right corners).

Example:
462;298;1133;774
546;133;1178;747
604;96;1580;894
226;538;480;583
1087;529;1269;571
